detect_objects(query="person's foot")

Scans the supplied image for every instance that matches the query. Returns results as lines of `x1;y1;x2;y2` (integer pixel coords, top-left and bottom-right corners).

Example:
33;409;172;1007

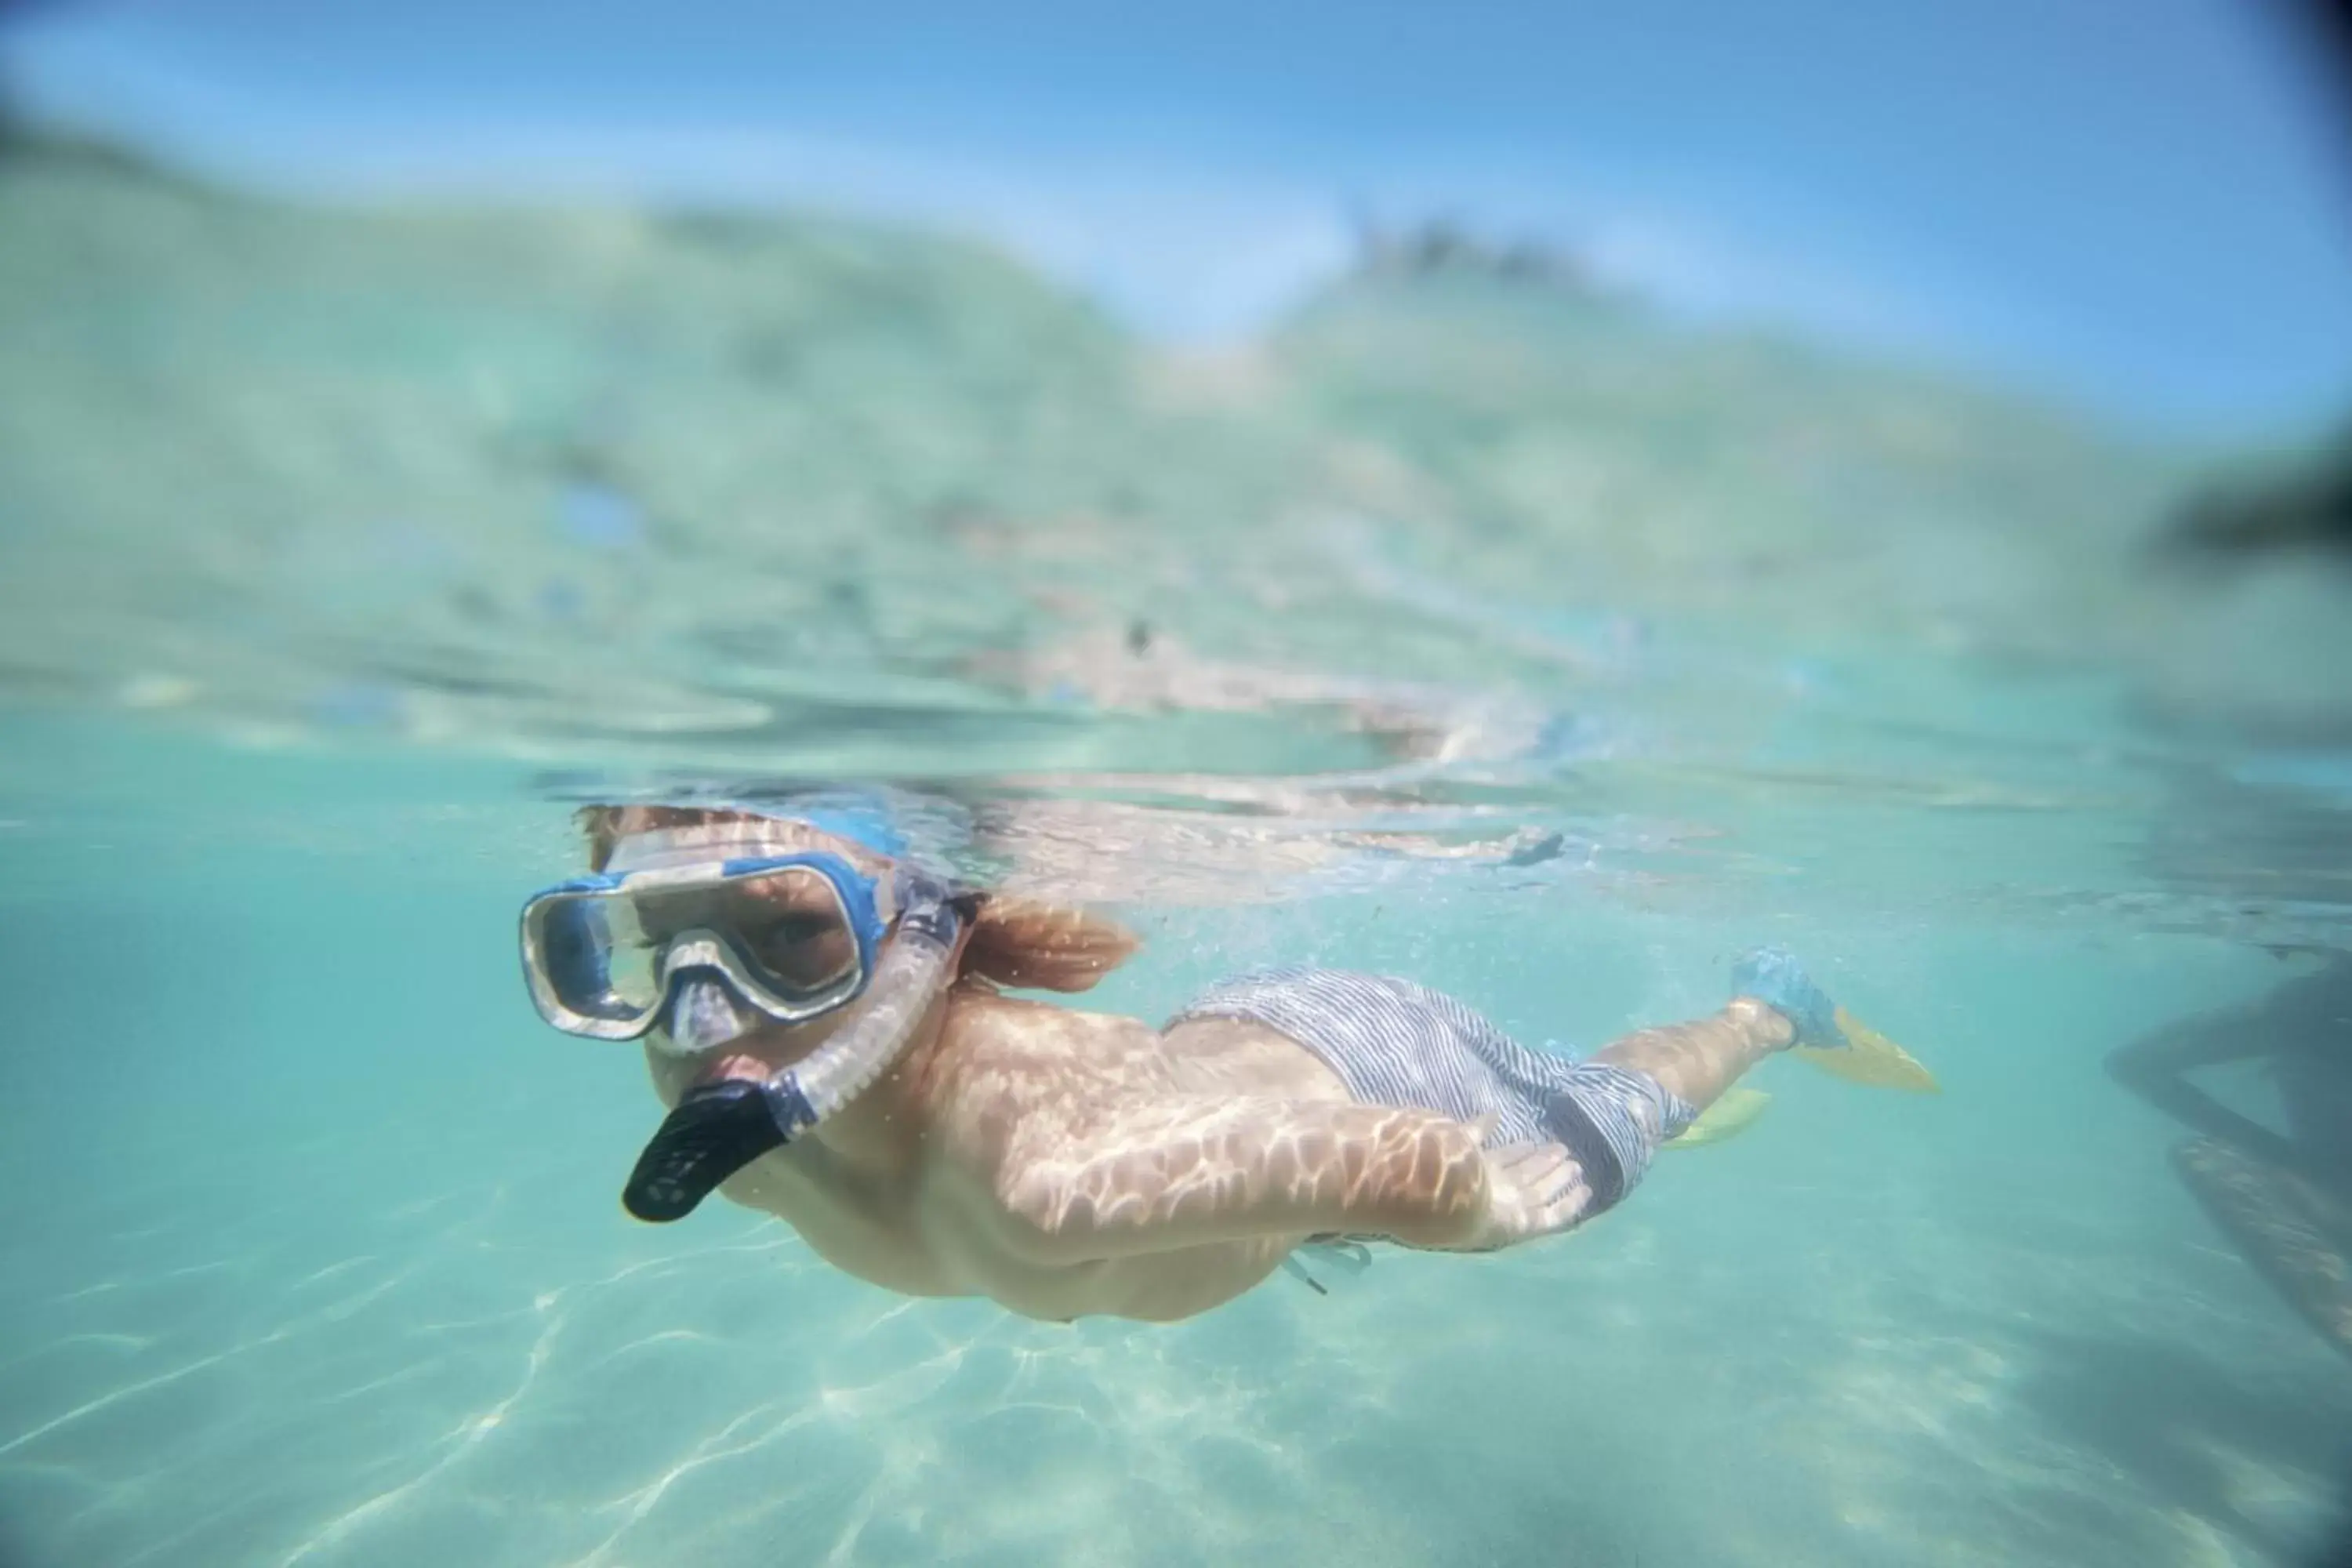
1730;947;1849;1049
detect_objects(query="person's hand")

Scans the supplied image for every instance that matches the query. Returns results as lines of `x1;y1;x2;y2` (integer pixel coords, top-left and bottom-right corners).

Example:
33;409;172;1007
1439;1141;1592;1251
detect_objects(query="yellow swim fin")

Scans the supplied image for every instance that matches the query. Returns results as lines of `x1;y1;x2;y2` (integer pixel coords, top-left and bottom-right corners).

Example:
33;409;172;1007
1790;1007;1940;1094
1664;1087;1773;1149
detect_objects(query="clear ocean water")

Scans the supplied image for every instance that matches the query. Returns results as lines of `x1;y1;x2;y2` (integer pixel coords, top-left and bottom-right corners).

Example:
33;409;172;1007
2;134;2350;1567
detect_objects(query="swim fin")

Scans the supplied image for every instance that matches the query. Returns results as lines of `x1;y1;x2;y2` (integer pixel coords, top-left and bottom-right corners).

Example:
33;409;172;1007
1664;1087;1773;1149
1790;1007;1940;1093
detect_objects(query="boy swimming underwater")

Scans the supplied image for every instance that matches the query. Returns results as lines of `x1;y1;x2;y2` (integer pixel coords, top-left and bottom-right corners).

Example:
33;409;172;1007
518;800;1933;1323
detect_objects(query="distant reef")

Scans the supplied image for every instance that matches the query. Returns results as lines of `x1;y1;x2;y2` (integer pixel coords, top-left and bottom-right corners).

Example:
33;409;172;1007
1345;212;1604;296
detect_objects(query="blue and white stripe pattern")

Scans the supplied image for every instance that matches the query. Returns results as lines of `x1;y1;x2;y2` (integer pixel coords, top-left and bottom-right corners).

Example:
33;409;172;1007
1171;967;1697;1212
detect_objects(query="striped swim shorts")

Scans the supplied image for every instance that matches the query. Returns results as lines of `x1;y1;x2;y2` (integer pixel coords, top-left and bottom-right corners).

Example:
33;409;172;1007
1170;967;1697;1214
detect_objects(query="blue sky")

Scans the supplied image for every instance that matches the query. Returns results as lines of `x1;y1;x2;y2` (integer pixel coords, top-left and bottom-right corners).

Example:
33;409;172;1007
5;0;2350;437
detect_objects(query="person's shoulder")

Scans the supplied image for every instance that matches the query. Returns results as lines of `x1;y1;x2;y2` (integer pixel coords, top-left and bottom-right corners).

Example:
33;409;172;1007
934;984;1155;1067
914;988;1162;1158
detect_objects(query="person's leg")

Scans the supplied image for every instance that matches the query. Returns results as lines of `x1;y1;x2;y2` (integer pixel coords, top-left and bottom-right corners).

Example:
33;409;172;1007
1588;996;1794;1113
1588;942;1857;1112
1530;1000;1790;1218
1547;951;1847;1218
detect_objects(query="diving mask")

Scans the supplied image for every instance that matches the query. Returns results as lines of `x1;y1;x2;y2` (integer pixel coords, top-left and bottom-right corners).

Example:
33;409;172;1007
519;851;894;1043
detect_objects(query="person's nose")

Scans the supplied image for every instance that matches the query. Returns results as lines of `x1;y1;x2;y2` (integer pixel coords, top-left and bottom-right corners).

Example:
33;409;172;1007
658;975;755;1056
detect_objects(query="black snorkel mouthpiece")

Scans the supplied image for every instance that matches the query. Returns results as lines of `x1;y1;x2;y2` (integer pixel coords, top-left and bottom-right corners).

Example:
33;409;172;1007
622;1078;804;1222
620;878;965;1224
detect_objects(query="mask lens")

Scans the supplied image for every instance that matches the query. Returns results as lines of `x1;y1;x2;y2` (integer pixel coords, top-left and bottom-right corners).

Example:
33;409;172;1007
710;867;862;995
603;937;661;1011
540;899;609;996
627;865;864;1001
534;896;662;1023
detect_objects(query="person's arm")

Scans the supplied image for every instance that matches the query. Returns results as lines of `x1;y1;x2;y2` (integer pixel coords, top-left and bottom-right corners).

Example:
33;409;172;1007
927;1005;1588;1257
2106;1017;2309;1174
968;1094;1588;1257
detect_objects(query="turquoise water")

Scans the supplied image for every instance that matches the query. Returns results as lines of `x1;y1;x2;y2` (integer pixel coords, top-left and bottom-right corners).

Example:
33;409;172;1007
3;135;2351;1567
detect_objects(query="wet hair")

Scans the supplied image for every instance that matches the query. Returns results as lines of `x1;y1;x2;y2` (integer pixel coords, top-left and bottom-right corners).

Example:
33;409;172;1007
575;804;1139;994
953;891;1139;993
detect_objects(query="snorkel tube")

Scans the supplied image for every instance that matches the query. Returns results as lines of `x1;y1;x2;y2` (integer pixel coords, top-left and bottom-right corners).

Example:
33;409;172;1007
622;877;967;1222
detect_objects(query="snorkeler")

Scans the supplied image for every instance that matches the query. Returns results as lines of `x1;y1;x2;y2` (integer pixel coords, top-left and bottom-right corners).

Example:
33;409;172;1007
517;800;1932;1323
2107;958;2352;1359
